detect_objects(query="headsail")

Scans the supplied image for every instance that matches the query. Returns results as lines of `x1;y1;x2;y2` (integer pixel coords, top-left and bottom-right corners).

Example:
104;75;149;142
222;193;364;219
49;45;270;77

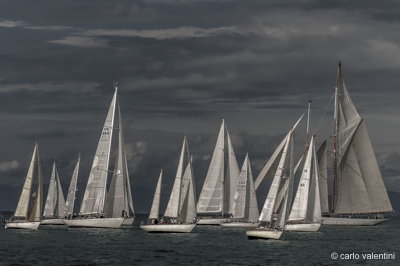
316;140;329;213
232;154;259;222
80;88;117;215
197;120;225;214
149;170;163;220
14;143;42;222
333;63;392;214
43;163;65;218
178;156;197;223
64;155;80;217
164;136;189;218
225;128;240;215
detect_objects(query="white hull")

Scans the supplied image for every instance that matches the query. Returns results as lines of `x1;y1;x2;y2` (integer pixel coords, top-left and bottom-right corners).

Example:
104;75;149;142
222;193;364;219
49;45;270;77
40;218;64;225
5;221;40;230
122;217;135;226
197;217;227;225
140;223;196;233
285;223;321;232
246;229;283;240
321;217;390;226
63;217;124;228
220;222;260;228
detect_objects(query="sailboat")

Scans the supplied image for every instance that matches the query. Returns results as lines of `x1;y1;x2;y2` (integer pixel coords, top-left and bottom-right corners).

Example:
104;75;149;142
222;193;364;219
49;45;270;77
41;162;66;225
286;136;321;232
321;62;393;226
5;143;43;229
221;154;260;228
246;116;302;239
145;169;163;224
63;155;80;219
141;136;197;233
197;119;240;225
104;104;135;226
64;84;124;228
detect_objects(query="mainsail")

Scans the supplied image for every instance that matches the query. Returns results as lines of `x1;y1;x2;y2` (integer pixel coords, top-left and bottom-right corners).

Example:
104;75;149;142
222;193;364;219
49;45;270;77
231;154;259;222
255;115;304;189
104;103;134;218
149;170;163;220
14;143;43;222
80;88;117;215
164;136;196;223
288;137;321;223
164;136;189;218
197;120;240;215
316;140;329;213
43;163;65;218
332;63;392;214
64;155;80;217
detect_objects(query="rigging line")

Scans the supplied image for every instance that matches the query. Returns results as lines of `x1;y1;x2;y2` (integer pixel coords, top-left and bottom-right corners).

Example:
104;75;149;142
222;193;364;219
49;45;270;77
313;92;334;137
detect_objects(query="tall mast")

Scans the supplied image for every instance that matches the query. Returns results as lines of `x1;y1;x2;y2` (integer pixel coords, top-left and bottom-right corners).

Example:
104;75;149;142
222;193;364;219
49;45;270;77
332;61;340;213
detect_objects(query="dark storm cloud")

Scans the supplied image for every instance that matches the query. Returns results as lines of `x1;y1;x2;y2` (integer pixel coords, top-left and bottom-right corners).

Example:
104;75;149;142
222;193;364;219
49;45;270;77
0;0;399;211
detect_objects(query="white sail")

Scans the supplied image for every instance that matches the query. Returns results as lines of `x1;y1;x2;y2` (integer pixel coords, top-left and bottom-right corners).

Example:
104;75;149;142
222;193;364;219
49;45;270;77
64;155;80;217
164;136;189;218
27;144;43;222
149;170;163;220
104;103;133;218
124;153;134;216
80;89;117;215
316;140;329;213
232;154;259;222
14;144;38;218
333;63;392;214
178;157;197;223
255;115;304;189
259;131;292;222
225;129;240;215
197;120;225;214
288;139;313;221
43;163;65;218
311;143;321;222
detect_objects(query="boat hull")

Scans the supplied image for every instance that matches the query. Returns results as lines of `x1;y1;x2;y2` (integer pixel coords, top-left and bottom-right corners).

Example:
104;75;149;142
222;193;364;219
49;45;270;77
5;221;40;230
122;217;135;226
197;217;227;225
140;223;195;233
321;217;390;226
40;218;64;225
246;229;283;240
220;222;260;228
63;217;124;228
285;223;321;232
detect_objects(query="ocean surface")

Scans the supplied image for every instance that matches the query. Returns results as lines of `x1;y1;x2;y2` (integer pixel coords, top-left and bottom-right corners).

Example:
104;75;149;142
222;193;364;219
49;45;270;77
0;214;398;265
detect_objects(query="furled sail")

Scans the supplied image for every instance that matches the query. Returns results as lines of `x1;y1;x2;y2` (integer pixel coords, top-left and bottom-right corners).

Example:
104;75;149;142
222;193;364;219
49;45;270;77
197;121;225;214
14;143;38;218
333;63;392;214
316;140;329;213
149;170;163;220
64;155;80;217
43;163;65;218
80;89;117;215
164;136;189;218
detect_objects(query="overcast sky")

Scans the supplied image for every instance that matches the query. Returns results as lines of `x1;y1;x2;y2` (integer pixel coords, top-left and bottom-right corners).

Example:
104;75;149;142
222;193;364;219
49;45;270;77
0;0;399;212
